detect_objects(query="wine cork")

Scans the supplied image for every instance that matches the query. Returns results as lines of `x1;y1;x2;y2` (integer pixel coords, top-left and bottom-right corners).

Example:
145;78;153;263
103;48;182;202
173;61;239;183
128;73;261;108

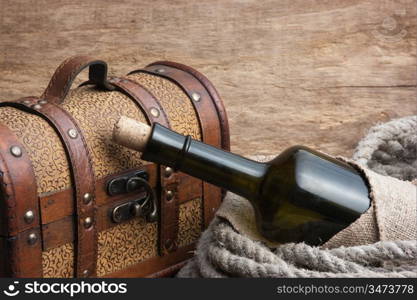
113;116;151;152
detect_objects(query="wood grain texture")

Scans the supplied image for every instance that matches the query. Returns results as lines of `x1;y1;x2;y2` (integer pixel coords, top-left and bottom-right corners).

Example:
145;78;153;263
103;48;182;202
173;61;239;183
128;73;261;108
0;0;415;156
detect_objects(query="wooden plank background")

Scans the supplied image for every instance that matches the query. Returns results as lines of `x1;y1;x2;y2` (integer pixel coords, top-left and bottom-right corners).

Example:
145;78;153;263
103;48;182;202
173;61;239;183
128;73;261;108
0;0;415;157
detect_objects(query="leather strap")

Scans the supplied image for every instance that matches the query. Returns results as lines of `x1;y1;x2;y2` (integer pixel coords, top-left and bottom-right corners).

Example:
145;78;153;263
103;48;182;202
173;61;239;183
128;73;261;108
0;99;97;277
41;55;115;105
109;77;170;125
131;65;224;229
109;77;180;255
0;123;42;276
147;61;230;151
0;123;40;236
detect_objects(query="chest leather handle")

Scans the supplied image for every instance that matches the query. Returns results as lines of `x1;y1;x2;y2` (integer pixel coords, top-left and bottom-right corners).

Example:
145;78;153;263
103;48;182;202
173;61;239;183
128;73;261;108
41;55;115;104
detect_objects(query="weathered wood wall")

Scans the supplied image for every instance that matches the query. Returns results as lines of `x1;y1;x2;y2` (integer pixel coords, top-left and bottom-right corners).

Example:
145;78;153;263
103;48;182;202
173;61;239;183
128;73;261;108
0;0;415;156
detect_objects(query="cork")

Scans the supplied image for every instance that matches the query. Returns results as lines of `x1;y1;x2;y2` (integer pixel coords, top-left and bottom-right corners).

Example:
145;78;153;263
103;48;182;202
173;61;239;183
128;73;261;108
113;116;151;152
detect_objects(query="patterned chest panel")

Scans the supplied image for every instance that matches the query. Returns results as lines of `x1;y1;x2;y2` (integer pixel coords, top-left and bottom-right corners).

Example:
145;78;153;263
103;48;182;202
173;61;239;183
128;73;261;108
177;198;202;247
127;73;201;141
62;86;147;179
42;198;202;277
0;106;71;194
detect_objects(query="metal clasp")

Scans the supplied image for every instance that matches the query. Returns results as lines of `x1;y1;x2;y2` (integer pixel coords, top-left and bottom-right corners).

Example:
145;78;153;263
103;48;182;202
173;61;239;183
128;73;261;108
109;173;157;223
107;170;149;196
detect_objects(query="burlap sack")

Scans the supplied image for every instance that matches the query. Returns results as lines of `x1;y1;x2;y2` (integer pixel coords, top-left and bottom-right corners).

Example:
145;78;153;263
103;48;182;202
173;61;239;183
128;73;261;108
324;163;416;248
325;116;417;247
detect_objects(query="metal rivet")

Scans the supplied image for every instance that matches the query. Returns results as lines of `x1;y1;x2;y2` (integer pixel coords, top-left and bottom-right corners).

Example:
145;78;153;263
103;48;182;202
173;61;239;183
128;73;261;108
23;99;32;105
191;92;201;102
164;167;174;178
150;107;160;118
165;190;174;201
164;239;175;252
84;217;93;229
38;99;47;105
27;233;38;245
83;193;92;204
31;104;42;110
68;129;78;139
10;146;22;157
82;269;89;277
155;68;165;73
24;210;35;224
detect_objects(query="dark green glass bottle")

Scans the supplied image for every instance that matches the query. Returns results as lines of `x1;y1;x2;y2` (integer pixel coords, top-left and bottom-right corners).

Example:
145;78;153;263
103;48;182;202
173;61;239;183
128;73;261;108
122;122;371;245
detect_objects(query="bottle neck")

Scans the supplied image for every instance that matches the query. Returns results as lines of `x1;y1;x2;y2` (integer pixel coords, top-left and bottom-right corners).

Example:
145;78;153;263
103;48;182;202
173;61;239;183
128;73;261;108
142;123;268;200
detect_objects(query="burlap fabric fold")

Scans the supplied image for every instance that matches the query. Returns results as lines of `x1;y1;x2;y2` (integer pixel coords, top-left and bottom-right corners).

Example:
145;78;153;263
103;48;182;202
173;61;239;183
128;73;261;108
177;116;417;278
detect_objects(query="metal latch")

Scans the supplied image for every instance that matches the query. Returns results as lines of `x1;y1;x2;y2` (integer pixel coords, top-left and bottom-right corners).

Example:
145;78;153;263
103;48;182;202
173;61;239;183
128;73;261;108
107;170;149;196
108;172;157;223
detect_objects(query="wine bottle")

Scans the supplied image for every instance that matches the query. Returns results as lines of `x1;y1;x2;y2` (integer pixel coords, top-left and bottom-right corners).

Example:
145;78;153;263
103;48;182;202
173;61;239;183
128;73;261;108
113;117;370;245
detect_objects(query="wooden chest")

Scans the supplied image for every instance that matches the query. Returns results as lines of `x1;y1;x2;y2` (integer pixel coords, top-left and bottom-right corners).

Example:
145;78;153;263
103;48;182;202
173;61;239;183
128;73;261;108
0;56;229;277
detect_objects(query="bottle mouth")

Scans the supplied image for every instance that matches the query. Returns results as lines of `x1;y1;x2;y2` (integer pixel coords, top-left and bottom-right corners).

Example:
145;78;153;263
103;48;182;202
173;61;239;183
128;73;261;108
113;116;152;152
